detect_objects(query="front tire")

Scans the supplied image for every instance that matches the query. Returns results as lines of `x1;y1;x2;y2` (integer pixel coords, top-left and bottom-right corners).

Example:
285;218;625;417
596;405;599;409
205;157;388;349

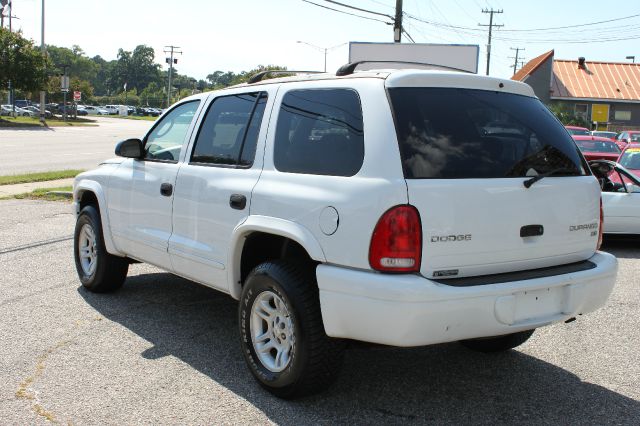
74;205;128;293
460;329;535;353
239;261;345;399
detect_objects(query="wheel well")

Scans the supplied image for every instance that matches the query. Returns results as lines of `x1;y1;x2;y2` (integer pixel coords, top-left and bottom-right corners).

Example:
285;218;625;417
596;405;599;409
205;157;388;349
240;232;314;284
79;191;99;212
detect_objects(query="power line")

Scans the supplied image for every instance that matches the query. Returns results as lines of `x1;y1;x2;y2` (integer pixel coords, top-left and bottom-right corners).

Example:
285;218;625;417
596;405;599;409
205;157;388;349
301;0;393;24
322;0;394;19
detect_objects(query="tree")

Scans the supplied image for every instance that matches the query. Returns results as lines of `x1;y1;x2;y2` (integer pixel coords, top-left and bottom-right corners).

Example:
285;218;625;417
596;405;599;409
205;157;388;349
548;102;589;127
0;28;49;92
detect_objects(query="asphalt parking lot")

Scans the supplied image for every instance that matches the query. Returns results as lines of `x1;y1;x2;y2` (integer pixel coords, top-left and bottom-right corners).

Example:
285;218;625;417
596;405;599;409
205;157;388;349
0;198;639;424
0;117;151;174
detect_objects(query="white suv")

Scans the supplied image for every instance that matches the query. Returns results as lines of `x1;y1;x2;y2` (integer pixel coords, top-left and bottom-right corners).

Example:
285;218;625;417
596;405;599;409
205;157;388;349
73;66;618;398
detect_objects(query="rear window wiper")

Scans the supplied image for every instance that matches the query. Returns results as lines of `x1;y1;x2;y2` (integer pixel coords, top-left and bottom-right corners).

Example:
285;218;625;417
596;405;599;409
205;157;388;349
523;168;576;188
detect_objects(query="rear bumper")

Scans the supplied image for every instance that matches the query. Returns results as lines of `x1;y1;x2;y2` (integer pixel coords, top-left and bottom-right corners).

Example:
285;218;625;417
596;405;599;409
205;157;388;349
316;252;617;347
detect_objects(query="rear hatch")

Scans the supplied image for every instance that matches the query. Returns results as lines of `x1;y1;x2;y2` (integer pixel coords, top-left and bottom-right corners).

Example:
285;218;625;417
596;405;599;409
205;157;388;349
387;79;600;279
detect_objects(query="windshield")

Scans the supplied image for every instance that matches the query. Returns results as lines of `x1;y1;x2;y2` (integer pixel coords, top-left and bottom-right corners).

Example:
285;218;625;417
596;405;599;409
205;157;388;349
618;148;640;170
388;88;587;179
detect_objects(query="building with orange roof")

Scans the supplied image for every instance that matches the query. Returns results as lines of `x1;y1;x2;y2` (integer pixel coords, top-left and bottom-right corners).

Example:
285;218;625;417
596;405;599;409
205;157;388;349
512;50;640;131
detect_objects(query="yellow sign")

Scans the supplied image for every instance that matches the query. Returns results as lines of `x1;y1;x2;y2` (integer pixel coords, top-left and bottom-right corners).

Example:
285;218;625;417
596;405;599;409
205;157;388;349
591;104;609;124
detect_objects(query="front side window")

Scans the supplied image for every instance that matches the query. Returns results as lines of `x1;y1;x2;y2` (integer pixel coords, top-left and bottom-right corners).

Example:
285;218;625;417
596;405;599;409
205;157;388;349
389;88;588;179
144;100;200;162
191;92;267;166
274;89;364;176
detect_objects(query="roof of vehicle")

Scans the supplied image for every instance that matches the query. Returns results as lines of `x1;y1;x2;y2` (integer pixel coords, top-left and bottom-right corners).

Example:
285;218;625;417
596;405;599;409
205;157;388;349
572;135;617;142
565;125;590;130
621;143;640;152
208;68;536;98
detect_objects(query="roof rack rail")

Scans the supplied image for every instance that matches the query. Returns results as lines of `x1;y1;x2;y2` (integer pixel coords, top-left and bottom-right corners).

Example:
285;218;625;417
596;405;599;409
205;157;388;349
336;61;473;76
247;70;324;84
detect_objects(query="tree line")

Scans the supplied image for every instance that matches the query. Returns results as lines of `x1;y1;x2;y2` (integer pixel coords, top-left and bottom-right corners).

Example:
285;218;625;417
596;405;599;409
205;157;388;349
1;28;287;108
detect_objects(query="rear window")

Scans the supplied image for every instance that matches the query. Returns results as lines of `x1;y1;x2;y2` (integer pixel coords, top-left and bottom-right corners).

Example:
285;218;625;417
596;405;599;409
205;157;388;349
575;140;621;153
389;88;587;179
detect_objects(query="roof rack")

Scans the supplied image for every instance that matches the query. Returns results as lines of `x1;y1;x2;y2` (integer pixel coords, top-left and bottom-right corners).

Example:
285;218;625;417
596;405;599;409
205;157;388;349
335;61;473;76
247;70;324;84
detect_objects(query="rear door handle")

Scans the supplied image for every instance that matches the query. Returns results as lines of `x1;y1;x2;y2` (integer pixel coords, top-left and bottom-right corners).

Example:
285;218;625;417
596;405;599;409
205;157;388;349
229;194;247;210
160;183;173;197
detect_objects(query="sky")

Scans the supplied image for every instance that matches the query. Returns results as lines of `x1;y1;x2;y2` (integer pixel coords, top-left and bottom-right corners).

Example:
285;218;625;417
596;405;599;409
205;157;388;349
7;0;640;81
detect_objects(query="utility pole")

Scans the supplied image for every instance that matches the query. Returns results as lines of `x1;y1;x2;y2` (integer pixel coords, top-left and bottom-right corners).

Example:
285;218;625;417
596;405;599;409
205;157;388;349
164;45;181;108
509;47;525;75
393;0;403;42
40;0;46;123
479;8;503;76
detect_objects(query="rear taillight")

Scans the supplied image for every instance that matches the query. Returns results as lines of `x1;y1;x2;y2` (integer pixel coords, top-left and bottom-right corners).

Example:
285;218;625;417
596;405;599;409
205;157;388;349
597;197;604;250
369;205;422;273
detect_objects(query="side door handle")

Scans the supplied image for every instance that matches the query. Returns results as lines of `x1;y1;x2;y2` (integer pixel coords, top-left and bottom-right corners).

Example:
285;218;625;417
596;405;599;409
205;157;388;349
229;194;247;210
160;183;173;197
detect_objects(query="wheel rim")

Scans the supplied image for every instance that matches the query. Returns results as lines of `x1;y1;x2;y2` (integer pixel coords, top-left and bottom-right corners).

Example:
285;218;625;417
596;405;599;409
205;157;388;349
78;224;98;276
250;290;295;373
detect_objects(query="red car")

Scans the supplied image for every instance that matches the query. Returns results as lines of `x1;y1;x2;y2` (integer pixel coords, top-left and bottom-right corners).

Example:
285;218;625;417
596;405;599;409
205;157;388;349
616;143;640;179
616;130;640;144
565;125;591;136
572;135;621;161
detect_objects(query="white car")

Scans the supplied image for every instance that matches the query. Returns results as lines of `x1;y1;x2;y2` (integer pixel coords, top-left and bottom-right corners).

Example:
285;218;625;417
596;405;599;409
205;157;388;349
73;65;618;398
103;105;120;115
591;160;640;235
1;105;34;117
80;105;109;115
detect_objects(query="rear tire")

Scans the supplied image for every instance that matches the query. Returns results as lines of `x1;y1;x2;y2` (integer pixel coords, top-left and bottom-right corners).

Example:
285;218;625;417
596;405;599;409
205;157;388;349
74;205;128;293
239;261;345;399
460;329;535;353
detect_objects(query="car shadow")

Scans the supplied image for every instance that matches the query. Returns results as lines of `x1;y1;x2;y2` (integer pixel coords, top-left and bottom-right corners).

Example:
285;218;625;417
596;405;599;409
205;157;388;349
79;272;640;424
601;236;640;259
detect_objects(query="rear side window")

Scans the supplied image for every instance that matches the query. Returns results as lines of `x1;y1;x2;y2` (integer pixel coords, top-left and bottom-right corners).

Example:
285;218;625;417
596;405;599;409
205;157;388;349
191;92;267;166
389;88;588;179
274;89;364;176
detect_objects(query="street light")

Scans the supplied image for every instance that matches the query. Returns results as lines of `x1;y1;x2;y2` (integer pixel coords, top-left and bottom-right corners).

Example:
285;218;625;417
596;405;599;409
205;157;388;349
626;56;636;63
296;41;348;72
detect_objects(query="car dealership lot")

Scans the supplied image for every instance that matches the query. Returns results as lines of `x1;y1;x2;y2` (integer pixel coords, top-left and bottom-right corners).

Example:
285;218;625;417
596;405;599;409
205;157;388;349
0;199;638;424
0;117;151;175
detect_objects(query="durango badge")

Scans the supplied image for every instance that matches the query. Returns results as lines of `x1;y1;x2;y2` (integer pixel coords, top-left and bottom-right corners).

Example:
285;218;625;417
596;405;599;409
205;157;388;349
569;223;598;232
431;234;472;243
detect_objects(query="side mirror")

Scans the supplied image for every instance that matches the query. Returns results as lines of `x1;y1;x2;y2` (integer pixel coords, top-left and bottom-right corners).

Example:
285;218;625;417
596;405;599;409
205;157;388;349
588;160;615;179
115;138;143;158
622;138;629;143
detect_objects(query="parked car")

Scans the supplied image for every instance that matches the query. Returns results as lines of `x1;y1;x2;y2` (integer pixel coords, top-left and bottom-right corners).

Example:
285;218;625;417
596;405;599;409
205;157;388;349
73;66;617;398
565;125;591;136
591;131;617;140
616;144;640;179
616;130;640;144
103;105;120;115
23;105;53;118
572;135;622;161
80;106;109;116
14;99;30;108
590;160;640;235
1;105;34;117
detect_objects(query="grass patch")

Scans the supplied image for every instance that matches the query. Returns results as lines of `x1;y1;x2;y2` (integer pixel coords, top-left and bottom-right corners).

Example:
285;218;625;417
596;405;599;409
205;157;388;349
115;115;158;121
0;116;97;127
0;169;83;186
7;186;73;201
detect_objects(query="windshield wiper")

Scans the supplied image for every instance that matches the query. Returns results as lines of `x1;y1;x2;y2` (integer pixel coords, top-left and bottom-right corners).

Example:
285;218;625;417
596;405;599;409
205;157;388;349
523;168;576;188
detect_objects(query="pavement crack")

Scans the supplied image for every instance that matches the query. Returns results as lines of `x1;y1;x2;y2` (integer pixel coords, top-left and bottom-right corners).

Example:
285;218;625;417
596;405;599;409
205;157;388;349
16;340;72;424
0;235;73;255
